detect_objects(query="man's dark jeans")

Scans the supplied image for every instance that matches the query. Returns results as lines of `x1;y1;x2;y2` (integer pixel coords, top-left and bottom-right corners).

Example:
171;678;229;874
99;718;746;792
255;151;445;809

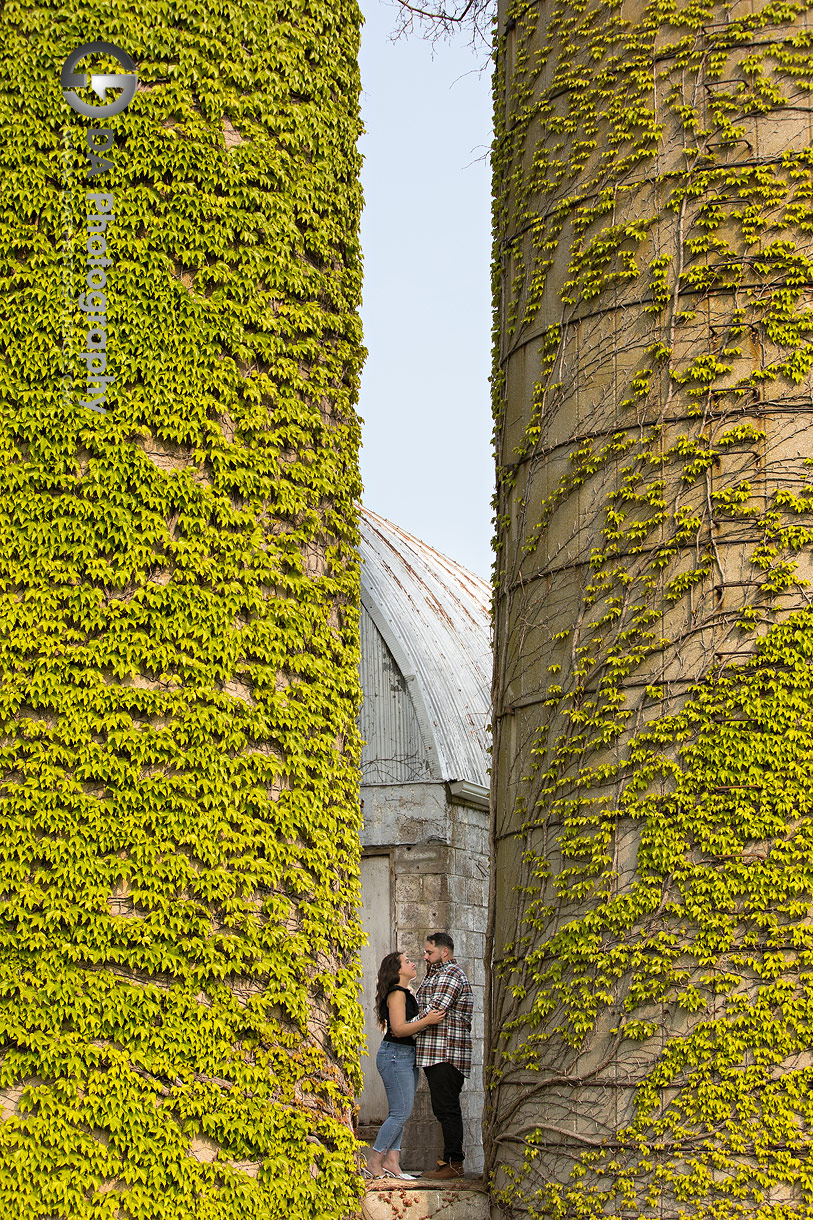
423;1061;465;1163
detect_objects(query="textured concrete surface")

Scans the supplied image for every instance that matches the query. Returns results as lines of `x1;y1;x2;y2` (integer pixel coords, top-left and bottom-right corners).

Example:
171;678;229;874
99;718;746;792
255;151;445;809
361;1179;489;1219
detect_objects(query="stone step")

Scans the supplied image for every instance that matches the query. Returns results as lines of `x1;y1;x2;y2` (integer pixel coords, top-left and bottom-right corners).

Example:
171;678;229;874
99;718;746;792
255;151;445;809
362;1178;489;1219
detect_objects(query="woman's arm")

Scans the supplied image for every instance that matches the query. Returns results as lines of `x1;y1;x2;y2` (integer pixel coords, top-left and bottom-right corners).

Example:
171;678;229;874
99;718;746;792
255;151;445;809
386;991;444;1037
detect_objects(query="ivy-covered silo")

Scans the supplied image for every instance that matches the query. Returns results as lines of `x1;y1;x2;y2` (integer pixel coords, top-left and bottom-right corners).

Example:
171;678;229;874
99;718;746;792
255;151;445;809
0;4;365;1217
488;0;813;1215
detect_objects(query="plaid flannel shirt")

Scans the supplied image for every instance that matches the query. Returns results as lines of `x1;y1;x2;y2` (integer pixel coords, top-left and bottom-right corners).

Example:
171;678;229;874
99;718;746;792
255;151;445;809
413;959;473;1076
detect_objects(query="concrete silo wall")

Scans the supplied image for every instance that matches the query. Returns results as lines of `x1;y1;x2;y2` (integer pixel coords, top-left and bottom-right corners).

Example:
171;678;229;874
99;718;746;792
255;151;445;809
488;0;813;1214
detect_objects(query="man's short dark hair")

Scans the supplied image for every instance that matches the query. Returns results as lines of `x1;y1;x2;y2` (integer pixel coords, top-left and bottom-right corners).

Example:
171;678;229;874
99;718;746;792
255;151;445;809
427;931;454;953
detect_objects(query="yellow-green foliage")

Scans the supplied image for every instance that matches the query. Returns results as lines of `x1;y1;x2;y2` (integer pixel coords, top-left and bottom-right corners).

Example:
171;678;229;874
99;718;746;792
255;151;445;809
490;0;813;1215
0;1;365;1216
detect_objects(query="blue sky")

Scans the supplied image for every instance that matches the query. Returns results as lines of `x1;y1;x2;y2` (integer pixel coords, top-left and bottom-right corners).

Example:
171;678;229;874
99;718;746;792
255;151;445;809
358;0;493;580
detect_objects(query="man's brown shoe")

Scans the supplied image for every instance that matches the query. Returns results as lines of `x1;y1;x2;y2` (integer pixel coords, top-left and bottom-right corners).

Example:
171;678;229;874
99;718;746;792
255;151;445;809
421;1160;465;1180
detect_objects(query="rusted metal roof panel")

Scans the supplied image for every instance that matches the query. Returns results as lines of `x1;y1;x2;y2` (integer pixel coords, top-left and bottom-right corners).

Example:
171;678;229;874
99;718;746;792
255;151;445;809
359;507;491;787
359;604;434;784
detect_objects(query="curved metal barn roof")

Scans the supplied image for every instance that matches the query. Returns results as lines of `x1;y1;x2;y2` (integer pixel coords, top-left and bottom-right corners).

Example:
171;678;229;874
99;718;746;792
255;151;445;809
359;506;492;788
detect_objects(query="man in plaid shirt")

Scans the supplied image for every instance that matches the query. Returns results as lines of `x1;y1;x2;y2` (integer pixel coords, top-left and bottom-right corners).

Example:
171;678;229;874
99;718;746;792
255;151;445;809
414;931;473;1179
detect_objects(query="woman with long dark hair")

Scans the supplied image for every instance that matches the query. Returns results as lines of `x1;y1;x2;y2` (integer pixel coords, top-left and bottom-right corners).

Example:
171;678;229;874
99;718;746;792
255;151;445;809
366;950;444;1179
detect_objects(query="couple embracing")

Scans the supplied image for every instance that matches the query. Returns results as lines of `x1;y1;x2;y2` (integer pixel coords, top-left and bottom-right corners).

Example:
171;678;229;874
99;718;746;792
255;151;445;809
367;931;472;1181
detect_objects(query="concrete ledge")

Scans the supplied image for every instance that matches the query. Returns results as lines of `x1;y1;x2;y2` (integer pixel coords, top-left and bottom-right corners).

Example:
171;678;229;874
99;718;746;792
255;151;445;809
362;1179;489;1219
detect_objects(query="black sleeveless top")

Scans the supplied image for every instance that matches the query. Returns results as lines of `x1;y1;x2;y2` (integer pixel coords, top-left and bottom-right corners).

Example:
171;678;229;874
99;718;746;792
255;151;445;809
380;985;419;1046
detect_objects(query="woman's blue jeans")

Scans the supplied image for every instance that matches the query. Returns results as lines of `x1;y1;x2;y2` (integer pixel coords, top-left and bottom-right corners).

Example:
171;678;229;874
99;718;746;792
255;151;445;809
373;1040;419;1153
